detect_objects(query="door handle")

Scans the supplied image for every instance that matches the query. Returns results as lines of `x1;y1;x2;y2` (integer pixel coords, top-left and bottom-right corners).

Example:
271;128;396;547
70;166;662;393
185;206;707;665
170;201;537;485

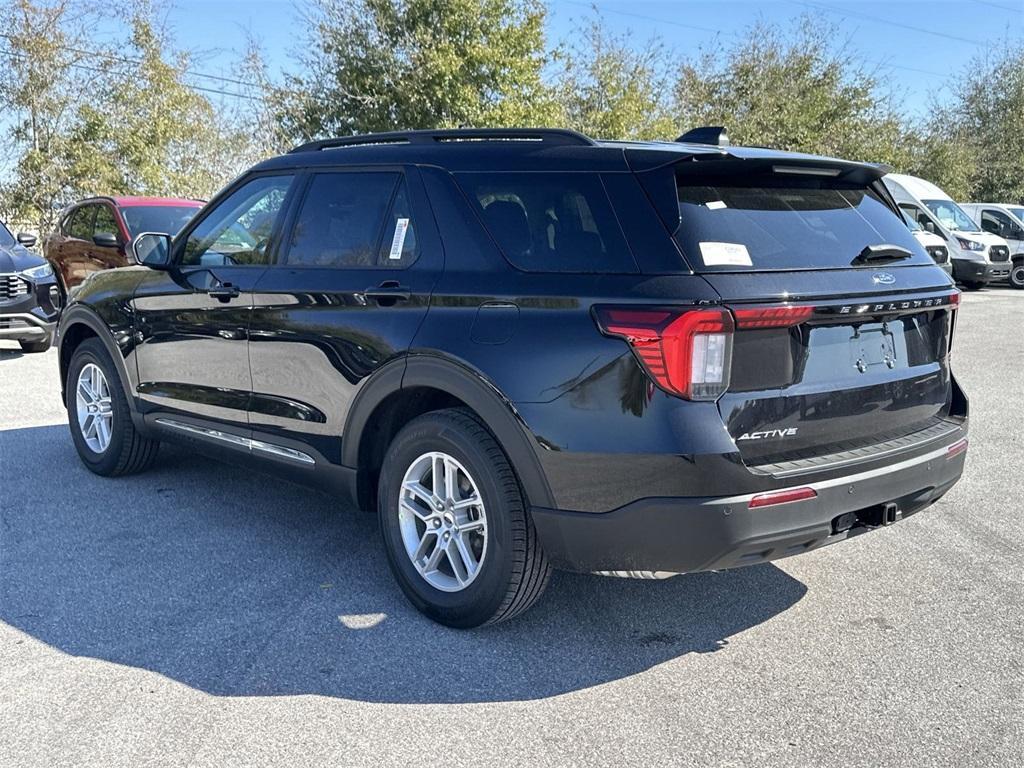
363;282;411;303
208;282;241;302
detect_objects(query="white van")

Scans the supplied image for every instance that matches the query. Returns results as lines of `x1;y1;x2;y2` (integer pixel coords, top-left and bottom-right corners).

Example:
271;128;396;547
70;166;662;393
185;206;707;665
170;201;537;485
957;202;1024;289
884;173;1011;289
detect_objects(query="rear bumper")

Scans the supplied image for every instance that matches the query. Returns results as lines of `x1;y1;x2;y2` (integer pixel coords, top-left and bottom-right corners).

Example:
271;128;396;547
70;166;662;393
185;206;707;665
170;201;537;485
531;435;967;574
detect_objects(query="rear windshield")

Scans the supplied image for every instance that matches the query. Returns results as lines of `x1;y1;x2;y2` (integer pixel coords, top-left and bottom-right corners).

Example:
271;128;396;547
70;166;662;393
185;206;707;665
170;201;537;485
120;205;200;237
675;177;933;272
457;172;638;273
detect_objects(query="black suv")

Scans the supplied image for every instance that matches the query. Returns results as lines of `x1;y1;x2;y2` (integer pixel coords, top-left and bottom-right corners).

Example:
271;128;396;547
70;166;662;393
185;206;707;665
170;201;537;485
56;128;968;627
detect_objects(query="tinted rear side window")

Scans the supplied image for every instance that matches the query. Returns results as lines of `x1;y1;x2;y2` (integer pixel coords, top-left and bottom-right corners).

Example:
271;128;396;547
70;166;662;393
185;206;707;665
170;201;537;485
676;177;933;271
458;173;637;273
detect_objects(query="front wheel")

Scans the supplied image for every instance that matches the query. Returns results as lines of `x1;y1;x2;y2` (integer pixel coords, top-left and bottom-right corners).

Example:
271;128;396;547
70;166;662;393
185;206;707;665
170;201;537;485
66;338;159;476
1010;262;1024;290
961;280;985;291
378;408;551;628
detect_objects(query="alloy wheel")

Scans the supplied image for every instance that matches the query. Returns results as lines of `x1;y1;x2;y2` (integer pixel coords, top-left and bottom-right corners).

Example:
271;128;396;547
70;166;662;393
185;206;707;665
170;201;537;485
397;451;488;592
76;363;113;453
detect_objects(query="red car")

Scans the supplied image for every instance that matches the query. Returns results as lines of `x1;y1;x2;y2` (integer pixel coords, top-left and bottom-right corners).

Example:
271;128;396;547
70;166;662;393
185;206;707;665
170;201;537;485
45;196;203;298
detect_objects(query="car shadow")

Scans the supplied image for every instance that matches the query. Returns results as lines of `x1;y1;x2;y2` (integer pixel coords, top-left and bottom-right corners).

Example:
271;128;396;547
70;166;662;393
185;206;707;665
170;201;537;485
0;424;807;704
0;348;24;361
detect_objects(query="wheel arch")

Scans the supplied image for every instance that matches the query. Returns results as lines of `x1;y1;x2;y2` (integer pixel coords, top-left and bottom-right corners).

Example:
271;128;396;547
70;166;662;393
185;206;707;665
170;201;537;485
58;305;136;409
343;354;555;512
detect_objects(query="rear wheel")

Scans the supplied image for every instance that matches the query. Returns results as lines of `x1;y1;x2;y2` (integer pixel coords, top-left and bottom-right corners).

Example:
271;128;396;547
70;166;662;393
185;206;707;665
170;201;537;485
1010;262;1024;290
19;338;51;353
378;408;551;628
66;338;159;476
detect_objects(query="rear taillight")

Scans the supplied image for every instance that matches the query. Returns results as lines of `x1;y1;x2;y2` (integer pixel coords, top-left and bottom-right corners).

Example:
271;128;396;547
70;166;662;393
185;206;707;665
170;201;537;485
732;305;814;329
594;307;734;401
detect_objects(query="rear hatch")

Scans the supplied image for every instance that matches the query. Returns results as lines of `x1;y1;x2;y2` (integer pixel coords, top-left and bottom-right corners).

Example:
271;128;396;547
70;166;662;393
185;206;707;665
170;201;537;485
635;153;960;471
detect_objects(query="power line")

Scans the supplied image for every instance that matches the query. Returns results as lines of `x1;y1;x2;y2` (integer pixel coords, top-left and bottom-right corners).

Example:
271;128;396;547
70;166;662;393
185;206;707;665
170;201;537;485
559;1;951;79
0;47;261;102
967;0;1023;14
792;1;989;47
0;30;265;92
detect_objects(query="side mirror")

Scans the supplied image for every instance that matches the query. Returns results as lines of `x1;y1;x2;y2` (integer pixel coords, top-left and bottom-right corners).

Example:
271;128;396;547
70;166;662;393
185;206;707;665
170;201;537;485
923;220;936;234
132;232;173;269
92;232;120;248
16;232;36;248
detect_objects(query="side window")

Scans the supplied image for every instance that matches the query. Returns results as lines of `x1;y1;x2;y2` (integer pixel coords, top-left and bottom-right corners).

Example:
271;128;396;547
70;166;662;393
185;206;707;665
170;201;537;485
457;172;637;273
93;205;119;239
69;206;96;241
180;175;293;267
982;209;1013;238
284;172;406;268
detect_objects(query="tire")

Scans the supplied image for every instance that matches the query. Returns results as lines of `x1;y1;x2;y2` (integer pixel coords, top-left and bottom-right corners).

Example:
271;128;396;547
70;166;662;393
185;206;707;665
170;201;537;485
961;280;984;291
1010;262;1024;290
378;407;551;628
66;337;159;476
19;338;51;353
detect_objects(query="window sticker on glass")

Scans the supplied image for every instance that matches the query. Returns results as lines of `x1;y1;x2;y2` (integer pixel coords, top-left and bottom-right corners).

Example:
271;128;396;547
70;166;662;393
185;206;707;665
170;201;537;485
388;218;410;260
699;241;752;267
705;200;727;210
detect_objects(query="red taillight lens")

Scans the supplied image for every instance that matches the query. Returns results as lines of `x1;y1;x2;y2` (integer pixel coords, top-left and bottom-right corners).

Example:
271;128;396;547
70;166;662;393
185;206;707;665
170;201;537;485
732;305;814;329
946;438;968;460
748;487;817;509
595;307;734;400
949;290;961;309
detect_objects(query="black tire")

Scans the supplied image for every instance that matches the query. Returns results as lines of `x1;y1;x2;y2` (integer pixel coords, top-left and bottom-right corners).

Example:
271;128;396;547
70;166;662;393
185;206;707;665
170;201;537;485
66;337;159;476
961;280;985;291
378;407;551;628
19;338;51;353
1010;262;1024;290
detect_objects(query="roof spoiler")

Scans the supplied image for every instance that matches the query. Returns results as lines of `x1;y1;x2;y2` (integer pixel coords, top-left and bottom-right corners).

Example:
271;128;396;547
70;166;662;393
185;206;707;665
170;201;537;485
676;126;729;147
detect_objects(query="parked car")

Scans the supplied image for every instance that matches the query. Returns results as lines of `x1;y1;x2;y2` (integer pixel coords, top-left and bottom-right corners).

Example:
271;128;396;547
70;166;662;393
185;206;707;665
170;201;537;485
903;210;952;276
45;196;203;300
0;220;60;352
957;202;1024;289
884;173;1011;289
56;128;968;627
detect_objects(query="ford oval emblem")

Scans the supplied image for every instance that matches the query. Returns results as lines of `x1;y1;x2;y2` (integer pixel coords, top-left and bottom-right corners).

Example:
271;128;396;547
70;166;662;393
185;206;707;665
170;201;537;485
872;272;896;285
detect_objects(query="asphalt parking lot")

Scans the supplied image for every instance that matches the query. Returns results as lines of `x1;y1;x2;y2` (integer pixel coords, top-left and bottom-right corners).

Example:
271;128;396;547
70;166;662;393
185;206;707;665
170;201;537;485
1;288;1021;767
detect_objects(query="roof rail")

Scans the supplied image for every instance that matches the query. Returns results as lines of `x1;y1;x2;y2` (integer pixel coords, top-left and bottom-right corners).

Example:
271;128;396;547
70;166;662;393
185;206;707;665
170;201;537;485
676;126;730;147
289;128;597;153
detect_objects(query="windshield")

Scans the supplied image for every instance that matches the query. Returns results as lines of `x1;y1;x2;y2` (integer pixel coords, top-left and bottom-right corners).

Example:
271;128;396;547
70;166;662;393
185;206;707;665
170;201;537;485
1007;206;1024;223
922;199;979;232
120;205;200;237
675;176;931;271
0;221;14;247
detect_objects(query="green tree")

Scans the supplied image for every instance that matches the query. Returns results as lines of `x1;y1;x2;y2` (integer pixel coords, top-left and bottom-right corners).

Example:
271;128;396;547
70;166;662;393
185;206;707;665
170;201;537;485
936;47;1024;203
674;18;916;168
556;16;675;141
278;0;561;141
0;0;109;231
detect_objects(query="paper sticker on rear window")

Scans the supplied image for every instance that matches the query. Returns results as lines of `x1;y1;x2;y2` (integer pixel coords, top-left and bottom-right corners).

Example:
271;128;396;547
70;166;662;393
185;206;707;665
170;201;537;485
388;218;410;260
699;241;752;267
705;200;727;210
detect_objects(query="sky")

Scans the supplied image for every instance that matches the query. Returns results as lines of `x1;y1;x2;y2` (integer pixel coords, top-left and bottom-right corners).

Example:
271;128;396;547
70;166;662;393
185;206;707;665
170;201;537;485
160;0;1024;119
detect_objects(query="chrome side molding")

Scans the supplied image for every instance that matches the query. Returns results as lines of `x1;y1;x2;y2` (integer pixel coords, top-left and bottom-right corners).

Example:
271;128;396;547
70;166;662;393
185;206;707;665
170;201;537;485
154;418;316;465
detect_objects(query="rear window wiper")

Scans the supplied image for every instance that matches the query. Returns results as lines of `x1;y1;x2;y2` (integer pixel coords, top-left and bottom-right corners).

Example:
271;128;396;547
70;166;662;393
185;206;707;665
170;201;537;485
851;244;913;266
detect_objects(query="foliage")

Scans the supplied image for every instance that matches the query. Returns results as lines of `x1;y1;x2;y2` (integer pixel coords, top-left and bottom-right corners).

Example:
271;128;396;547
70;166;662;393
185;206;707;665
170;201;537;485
275;0;560;141
556;16;675;141
936;47;1024;203
674;18;917;168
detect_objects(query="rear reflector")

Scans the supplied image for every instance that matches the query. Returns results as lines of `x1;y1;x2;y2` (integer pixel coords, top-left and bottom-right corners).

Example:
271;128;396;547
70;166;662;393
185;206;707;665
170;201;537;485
748;487;818;509
594;306;733;401
732;305;815;329
946;438;968;459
